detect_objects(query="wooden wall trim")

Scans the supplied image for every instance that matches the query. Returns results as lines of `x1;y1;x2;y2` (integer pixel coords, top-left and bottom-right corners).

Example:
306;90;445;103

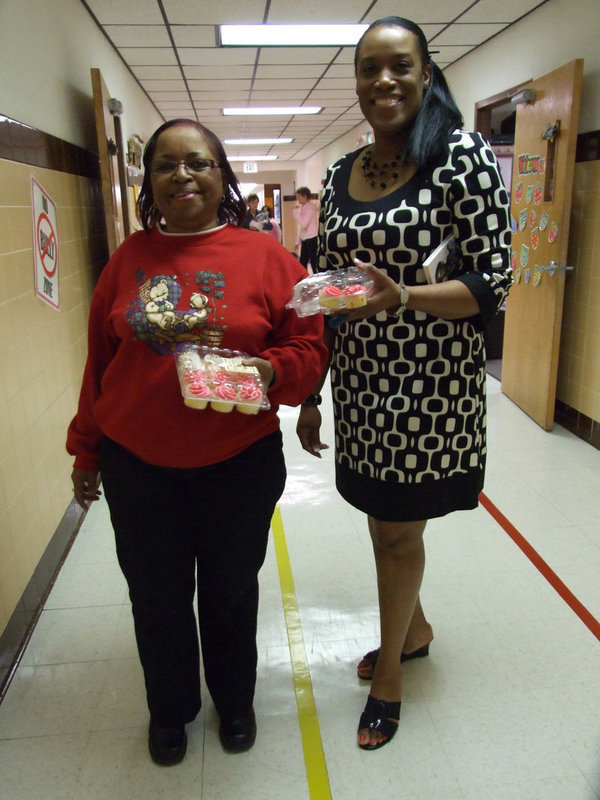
0;116;99;178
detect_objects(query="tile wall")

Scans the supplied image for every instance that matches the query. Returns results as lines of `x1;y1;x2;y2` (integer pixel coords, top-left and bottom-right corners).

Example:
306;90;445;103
0;119;107;643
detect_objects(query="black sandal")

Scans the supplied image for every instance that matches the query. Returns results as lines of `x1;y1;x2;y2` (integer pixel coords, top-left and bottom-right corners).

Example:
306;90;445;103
356;642;431;680
357;695;401;750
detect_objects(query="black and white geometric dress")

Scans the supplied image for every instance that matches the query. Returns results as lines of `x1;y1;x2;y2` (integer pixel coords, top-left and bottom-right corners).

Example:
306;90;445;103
318;130;512;521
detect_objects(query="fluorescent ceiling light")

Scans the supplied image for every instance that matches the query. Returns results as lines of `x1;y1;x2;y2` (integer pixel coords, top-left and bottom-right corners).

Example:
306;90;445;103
220;24;367;47
227;155;278;161
223;107;321;116
225;138;293;145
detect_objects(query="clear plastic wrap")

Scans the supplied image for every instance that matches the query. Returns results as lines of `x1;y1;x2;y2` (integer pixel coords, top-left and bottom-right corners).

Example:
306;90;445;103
286;266;374;317
175;343;270;414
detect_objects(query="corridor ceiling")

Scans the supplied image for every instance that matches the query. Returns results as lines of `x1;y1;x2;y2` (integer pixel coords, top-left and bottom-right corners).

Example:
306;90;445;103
80;0;546;162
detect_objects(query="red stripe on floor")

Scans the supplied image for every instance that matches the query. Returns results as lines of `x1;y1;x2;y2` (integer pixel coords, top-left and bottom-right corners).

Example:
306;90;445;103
479;492;600;641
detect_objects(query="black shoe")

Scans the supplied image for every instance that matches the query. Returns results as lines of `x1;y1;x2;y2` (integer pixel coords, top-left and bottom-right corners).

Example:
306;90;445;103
219;707;257;753
357;642;431;680
357;695;401;751
148;718;187;766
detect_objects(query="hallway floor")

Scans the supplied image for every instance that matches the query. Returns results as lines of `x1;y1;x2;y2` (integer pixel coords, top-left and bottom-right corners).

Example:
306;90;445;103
1;377;599;799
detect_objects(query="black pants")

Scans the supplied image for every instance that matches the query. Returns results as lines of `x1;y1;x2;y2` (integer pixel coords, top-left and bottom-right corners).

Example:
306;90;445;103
99;432;286;725
299;236;318;270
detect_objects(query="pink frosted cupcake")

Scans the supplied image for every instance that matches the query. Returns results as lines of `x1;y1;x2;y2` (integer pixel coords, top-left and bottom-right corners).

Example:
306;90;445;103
343;284;368;309
318;284;344;309
210;369;230;385
211;382;236;413
184;368;206;383
185;379;211;409
237;380;264;415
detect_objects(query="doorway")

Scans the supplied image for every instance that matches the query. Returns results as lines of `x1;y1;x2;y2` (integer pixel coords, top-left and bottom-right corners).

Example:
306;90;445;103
474;82;529;380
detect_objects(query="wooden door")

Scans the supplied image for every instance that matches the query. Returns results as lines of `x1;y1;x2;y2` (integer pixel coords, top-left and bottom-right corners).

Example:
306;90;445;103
501;60;583;430
91;68;126;256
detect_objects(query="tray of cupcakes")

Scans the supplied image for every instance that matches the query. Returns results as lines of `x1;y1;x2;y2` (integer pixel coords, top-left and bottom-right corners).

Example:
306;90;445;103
175;343;270;414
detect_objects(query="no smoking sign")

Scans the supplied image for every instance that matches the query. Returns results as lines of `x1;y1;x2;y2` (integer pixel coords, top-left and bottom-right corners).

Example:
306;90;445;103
32;177;60;310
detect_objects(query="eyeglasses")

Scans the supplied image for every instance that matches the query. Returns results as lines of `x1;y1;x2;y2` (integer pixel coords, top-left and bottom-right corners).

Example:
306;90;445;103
150;158;221;176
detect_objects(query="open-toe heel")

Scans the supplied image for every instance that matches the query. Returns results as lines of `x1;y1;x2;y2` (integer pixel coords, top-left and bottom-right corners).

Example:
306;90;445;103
357;695;401;751
356;642;431;680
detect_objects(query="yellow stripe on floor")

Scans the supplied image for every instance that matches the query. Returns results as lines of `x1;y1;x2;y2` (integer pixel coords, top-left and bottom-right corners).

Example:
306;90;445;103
271;505;332;800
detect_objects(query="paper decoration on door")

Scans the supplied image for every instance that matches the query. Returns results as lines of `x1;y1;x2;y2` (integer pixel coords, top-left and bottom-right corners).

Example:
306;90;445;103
539;210;549;230
511;215;518;233
533;268;542;287
531;228;539;249
520;244;529;266
514;182;523;203
519;209;528;231
526;184;534;204
528;209;537;228
534;183;543;205
517;154;545;175
514;267;522;284
524;268;531;284
548;222;558;243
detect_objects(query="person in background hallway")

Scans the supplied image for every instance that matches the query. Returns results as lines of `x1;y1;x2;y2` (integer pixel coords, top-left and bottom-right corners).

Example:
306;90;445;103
296;17;512;751
67;118;327;766
242;192;260;229
292;186;318;270
257;204;282;242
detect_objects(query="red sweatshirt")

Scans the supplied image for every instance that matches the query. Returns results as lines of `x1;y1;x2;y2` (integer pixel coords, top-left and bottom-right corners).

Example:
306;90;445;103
67;224;327;470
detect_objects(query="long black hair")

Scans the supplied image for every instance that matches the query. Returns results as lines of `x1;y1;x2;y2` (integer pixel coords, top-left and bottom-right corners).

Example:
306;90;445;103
136;118;247;231
355;17;464;168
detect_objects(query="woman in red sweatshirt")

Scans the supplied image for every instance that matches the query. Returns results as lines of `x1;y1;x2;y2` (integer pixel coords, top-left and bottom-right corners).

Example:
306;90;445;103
67;119;327;765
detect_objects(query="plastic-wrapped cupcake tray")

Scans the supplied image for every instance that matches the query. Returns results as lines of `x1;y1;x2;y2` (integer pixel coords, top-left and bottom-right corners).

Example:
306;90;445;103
175;343;270;414
286;266;374;317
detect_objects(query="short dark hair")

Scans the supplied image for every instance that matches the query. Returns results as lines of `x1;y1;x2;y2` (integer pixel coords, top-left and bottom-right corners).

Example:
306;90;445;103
137;119;247;230
296;186;312;199
246;193;259;203
354;17;464;168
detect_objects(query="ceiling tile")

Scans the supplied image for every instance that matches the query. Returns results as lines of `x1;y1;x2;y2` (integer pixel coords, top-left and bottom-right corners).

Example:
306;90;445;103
102;24;172;47
118;48;178;65
367;0;472;24
190;91;250;101
252;78;317;92
187;79;252;91
184;66;255;80
257;47;342;65
132;66;182;80
178;47;258;65
251;91;319;101
170;25;219;47
431;23;509;46
267;0;369;23
460;0;548;23
255;64;326;79
139;79;187;92
85;0;164;24
163;0;266;24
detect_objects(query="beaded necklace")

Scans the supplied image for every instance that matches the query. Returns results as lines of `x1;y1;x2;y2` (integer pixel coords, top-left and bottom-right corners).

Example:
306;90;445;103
360;148;405;189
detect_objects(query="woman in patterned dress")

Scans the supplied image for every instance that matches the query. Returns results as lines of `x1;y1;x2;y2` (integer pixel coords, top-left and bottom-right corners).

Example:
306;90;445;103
296;17;512;750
